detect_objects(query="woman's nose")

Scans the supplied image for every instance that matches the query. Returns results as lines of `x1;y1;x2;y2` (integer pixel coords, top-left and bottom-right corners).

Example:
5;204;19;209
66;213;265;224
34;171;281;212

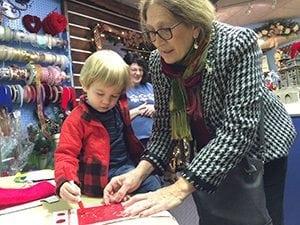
136;69;142;75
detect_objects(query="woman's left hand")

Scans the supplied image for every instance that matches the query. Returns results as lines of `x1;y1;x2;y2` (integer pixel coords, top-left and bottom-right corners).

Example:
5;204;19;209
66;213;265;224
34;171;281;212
122;177;195;217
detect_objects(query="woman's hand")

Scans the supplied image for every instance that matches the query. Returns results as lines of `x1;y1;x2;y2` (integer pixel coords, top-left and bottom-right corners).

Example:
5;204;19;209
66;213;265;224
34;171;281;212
139;104;155;117
59;181;81;204
129;103;147;120
103;169;144;204
103;161;154;205
122;177;195;217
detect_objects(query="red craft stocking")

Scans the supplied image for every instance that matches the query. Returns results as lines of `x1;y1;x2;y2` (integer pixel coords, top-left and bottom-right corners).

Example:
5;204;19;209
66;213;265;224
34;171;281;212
0;181;55;209
77;203;126;225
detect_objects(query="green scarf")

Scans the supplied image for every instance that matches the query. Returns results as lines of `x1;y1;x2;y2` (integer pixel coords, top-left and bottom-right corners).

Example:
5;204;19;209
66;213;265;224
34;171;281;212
161;37;210;141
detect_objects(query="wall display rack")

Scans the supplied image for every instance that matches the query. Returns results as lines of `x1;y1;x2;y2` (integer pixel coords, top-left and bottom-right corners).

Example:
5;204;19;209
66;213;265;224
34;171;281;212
0;0;73;175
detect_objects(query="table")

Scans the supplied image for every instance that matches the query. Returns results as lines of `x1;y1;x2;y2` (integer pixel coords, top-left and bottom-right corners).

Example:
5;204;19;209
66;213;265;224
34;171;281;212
0;170;179;225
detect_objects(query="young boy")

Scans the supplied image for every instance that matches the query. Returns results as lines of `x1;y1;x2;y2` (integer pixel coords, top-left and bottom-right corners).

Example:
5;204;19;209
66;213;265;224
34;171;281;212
54;50;161;204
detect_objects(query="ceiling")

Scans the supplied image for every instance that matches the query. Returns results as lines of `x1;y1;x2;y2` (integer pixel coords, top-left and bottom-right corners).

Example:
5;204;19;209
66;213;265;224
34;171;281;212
115;0;300;26
216;0;300;26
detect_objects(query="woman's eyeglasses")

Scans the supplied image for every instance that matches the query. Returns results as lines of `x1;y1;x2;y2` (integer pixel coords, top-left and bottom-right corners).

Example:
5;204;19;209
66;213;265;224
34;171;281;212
143;22;182;43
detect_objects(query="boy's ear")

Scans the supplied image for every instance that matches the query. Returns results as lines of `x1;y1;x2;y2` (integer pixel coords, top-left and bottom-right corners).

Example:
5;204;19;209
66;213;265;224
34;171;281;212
82;85;87;92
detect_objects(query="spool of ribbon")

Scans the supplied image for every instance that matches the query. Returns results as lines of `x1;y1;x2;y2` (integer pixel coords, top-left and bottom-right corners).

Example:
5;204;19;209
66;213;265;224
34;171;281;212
0;85;13;112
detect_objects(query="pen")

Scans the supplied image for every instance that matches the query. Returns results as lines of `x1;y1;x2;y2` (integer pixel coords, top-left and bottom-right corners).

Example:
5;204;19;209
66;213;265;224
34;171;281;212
69;180;84;209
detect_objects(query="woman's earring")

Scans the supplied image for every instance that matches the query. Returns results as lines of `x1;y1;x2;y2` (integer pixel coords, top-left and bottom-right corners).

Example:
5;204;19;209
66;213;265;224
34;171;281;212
193;38;199;49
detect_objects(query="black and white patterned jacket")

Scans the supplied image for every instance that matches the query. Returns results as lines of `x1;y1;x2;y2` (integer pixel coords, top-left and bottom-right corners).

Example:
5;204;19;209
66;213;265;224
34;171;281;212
141;21;296;193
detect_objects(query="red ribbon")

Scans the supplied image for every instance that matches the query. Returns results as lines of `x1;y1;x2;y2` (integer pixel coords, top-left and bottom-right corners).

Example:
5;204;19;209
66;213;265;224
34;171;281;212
22;14;42;33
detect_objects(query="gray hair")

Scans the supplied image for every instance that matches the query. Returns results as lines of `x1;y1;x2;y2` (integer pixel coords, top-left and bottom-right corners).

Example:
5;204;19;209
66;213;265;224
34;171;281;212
139;0;216;42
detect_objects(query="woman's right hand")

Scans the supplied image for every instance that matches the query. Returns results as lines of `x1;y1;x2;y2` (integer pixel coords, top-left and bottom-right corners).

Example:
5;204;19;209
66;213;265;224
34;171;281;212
129;103;147;120
103;169;143;205
59;181;81;204
139;104;155;117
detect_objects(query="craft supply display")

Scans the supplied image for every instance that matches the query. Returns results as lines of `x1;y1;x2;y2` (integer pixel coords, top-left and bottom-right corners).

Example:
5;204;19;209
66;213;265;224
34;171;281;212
0;45;70;69
0;25;67;49
0;0;72;175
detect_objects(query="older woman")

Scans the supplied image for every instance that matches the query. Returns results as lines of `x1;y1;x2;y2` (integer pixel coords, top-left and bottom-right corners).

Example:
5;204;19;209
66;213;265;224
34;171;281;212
103;1;296;225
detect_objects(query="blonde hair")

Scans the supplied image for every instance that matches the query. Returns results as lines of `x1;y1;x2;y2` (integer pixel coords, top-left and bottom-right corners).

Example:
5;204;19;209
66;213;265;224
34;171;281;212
79;50;130;90
139;0;215;42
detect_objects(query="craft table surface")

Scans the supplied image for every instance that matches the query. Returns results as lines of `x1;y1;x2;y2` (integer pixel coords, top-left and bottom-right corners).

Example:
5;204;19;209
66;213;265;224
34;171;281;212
0;170;179;225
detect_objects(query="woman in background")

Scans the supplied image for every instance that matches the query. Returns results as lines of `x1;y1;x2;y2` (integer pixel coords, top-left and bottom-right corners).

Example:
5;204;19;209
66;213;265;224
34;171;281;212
124;52;155;147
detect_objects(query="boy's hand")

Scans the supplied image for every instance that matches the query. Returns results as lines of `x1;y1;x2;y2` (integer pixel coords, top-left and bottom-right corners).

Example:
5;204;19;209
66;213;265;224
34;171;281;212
59;181;81;204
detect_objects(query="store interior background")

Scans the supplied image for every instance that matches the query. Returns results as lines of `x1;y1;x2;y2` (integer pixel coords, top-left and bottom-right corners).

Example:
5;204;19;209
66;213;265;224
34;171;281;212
0;0;299;224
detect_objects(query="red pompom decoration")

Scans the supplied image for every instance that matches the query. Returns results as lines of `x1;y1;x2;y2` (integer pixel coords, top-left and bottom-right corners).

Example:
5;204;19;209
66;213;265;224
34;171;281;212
42;12;67;36
22;14;42;33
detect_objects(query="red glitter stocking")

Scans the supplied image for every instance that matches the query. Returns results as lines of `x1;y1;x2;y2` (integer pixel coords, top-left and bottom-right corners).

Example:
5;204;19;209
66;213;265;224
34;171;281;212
77;203;125;225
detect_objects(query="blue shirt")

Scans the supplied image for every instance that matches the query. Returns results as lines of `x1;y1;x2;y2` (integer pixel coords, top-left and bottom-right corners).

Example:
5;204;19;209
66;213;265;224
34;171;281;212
126;82;154;140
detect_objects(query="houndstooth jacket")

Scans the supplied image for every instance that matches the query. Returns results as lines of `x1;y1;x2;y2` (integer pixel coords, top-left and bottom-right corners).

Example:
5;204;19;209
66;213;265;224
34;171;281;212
141;21;296;193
